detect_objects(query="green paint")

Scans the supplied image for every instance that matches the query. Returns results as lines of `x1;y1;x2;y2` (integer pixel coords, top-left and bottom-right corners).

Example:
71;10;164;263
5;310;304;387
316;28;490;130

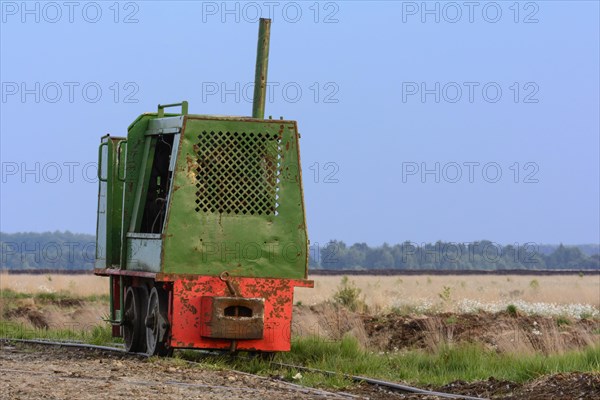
98;20;307;280
96;136;126;268
126;234;162;272
252;18;270;119
111;113;308;280
163;117;308;279
132;136;157;232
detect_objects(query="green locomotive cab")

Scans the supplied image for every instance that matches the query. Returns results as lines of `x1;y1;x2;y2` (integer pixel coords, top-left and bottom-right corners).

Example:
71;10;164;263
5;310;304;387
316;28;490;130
95;19;312;355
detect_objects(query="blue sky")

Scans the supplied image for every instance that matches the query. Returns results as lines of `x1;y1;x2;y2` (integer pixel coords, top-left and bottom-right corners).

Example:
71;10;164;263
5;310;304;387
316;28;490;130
1;1;598;246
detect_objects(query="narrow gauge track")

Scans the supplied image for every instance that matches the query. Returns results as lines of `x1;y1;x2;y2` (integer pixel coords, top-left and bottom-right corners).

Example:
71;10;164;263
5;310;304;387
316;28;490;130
1;338;487;400
0;338;347;399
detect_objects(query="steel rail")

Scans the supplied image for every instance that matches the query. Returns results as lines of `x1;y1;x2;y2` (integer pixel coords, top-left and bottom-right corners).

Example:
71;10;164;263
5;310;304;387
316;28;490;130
2;338;488;399
0;339;353;399
269;360;487;400
1;338;139;355
212;351;488;399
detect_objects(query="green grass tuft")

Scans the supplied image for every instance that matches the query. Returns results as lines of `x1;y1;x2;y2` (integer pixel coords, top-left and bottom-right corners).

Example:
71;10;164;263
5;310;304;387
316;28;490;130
0;289;31;299
0;320;118;346
1;318;598;389
506;304;518;316
171;336;600;389
253;337;600;387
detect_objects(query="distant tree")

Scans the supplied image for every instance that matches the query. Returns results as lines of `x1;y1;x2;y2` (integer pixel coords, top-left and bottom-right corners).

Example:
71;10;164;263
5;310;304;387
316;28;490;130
0;231;96;270
545;244;587;269
365;243;394;268
2;232;597;271
320;240;347;269
345;243;367;269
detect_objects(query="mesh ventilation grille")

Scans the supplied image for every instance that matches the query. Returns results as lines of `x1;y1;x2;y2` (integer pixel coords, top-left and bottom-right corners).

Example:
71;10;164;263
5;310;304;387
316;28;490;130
194;131;282;215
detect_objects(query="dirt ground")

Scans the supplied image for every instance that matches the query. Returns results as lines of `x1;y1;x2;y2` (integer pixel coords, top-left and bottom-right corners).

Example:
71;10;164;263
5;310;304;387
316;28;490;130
1;295;599;399
1;343;599;400
291;303;600;354
0;343;348;400
361;310;599;354
0;296;106;332
0;298;600;354
4;296;597;355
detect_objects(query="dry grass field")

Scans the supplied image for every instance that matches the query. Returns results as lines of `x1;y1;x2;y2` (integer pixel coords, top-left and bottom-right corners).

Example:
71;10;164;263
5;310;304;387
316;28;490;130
1;272;598;317
296;274;600;304
0;273;106;297
294;275;600;317
1;271;598;397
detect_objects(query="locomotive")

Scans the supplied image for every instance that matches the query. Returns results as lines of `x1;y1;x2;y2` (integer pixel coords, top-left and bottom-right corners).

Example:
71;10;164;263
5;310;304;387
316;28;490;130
94;18;312;355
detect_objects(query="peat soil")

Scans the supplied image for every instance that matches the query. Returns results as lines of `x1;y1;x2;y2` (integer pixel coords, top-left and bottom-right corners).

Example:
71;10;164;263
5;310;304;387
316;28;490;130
1;298;599;399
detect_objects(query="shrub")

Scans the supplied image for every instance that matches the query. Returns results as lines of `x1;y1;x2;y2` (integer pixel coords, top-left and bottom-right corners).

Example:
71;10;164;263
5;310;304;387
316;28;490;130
529;279;540;290
333;276;363;312
438;286;452;303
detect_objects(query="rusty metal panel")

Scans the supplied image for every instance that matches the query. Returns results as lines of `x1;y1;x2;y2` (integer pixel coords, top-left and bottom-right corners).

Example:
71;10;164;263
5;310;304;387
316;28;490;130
125;234;162;272
162;117;308;279
199;296;264;339
170;276;309;351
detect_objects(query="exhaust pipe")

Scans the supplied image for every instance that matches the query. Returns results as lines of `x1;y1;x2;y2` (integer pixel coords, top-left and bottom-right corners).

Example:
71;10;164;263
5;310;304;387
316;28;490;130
252;18;271;119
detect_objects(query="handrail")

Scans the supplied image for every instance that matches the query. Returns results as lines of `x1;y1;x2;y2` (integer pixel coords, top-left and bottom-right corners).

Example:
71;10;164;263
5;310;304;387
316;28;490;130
157;101;188;118
97;142;108;182
117;140;128;182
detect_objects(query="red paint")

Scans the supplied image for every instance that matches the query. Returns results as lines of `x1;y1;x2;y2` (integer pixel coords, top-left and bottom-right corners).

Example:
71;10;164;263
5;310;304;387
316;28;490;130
95;268;313;352
169;276;312;351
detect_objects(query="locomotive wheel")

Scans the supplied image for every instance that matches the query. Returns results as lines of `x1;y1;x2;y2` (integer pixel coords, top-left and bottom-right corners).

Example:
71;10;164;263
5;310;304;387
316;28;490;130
123;286;147;353
145;286;171;356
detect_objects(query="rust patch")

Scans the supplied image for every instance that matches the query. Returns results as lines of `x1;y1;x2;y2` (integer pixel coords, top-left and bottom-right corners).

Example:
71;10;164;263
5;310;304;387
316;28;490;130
185;154;197;183
170;276;304;352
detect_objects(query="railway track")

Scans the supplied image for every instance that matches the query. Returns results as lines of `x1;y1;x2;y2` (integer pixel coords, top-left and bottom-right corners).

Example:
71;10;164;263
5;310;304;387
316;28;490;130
1;338;487;400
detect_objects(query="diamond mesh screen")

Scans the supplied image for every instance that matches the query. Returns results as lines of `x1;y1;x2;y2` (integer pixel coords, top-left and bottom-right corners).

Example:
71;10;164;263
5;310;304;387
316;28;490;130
194;131;282;215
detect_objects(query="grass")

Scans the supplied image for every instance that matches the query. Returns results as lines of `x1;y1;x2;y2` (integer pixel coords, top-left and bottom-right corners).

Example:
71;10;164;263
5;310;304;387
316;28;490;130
332;276;365;312
0;289;31;300
170;335;600;388
0;288;109;302
0;320;117;346
296;275;600;312
1;272;598;390
2;319;598;388
0;273;107;297
3;273;599;314
556;315;571;327
1;315;598;389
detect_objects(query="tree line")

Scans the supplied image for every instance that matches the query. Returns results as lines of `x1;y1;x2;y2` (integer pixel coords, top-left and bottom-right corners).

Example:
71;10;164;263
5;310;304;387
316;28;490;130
1;231;96;270
1;232;598;271
309;241;600;270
